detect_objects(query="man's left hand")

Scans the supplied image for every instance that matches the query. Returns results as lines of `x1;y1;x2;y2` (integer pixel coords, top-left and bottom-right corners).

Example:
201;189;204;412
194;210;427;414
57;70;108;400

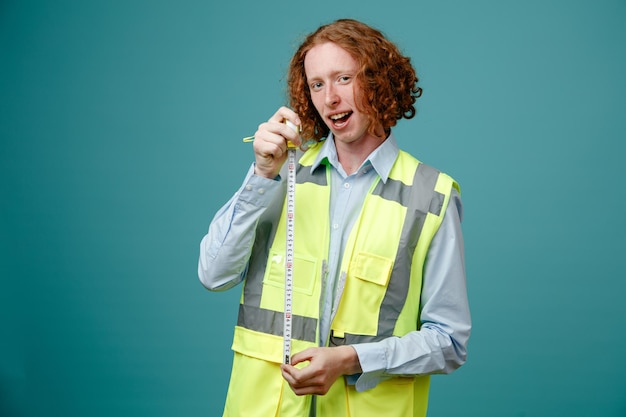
280;346;362;396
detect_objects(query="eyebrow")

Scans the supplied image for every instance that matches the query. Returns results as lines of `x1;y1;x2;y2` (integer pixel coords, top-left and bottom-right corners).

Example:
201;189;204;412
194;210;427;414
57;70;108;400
306;69;356;83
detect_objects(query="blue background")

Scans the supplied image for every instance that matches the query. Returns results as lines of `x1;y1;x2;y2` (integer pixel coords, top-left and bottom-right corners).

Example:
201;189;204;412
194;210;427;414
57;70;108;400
1;0;625;416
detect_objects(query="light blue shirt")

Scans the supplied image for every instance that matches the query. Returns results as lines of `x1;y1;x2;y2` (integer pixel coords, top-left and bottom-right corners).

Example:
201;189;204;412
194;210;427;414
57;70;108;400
198;132;471;392
312;134;400;351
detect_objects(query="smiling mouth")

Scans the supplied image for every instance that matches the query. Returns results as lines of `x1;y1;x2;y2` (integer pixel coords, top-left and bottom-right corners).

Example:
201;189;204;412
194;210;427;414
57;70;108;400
329;111;352;127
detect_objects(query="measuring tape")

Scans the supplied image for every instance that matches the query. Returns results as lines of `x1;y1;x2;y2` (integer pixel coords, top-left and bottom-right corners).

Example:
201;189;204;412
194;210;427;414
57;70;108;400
283;121;298;365
242;120;298;365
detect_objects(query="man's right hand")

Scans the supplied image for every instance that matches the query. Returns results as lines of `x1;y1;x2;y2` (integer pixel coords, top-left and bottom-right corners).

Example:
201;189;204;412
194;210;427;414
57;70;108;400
253;106;302;179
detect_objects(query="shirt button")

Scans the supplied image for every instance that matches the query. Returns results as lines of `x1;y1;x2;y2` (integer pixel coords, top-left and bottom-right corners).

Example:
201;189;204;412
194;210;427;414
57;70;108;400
332;223;339;230
258;188;265;195
245;185;253;191
343;182;350;189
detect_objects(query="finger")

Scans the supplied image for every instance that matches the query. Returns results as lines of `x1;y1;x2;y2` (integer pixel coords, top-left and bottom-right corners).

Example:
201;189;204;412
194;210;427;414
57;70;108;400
253;127;289;156
281;363;311;383
290;348;316;367
254;131;285;153
280;365;297;385
269;106;300;126
255;122;299;150
268;108;302;146
281;365;323;395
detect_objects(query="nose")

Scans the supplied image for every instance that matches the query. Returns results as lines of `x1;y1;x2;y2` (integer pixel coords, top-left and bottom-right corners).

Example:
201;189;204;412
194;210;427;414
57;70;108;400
325;85;339;107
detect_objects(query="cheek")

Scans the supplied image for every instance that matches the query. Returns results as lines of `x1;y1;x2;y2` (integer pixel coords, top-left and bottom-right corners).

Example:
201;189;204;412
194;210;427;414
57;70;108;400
310;95;325;116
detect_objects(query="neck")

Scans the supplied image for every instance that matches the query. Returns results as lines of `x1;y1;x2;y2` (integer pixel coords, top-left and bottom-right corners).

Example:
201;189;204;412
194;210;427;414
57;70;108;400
335;128;389;175
335;131;387;175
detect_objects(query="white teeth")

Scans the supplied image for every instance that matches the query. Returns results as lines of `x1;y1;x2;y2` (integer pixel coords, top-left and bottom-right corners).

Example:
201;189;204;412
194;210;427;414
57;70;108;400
330;112;350;120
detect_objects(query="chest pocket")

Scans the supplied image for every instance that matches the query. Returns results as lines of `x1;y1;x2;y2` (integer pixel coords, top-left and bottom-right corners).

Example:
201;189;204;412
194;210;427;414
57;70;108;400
333;252;394;337
261;249;319;318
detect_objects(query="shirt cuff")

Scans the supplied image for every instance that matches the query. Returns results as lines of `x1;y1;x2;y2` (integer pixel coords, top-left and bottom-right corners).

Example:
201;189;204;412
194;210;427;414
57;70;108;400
350;342;390;392
238;164;283;207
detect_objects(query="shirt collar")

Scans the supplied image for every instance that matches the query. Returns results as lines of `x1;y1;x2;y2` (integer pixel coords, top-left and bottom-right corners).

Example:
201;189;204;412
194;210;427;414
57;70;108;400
310;132;399;183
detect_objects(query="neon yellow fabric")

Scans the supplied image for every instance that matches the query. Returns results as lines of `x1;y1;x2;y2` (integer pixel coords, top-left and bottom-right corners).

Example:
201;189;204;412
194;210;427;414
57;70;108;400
226;143;456;416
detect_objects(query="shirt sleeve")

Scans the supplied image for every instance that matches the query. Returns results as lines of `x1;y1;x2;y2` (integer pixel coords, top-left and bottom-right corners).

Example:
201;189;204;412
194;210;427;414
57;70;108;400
197;163;286;291
350;189;471;392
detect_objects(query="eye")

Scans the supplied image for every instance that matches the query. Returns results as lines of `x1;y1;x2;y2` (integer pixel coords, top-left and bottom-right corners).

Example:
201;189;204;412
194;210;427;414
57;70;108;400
338;75;351;84
310;81;323;91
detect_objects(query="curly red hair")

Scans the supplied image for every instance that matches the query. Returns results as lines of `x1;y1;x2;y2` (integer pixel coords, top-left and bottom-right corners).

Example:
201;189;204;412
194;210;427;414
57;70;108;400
287;19;422;141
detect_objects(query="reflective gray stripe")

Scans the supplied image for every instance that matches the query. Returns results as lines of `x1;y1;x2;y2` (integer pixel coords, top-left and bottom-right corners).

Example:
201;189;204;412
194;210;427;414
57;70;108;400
242;221;274;308
238;304;317;343
372;176;411;207
341;162;444;344
371;162;440;211
296;163;327;186
374;177;444;215
429;191;445;217
329;331;380;346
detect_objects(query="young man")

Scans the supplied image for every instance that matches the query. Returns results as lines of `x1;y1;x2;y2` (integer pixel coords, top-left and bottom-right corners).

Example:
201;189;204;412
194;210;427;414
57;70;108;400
198;18;471;417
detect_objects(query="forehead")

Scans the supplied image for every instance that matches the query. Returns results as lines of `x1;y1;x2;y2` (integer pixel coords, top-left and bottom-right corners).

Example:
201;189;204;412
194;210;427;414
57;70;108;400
304;42;359;78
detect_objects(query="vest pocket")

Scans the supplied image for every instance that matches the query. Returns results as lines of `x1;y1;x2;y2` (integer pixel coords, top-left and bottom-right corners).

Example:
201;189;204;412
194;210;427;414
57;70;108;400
223;352;311;416
333;252;394;336
352;252;393;286
263;249;317;296
344;376;429;417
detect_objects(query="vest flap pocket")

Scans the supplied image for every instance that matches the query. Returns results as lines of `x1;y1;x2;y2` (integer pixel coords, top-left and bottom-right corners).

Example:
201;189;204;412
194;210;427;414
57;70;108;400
352;252;393;286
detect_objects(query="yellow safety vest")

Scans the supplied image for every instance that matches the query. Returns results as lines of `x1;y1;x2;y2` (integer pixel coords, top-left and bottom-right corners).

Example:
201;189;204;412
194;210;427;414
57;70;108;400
224;142;459;417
